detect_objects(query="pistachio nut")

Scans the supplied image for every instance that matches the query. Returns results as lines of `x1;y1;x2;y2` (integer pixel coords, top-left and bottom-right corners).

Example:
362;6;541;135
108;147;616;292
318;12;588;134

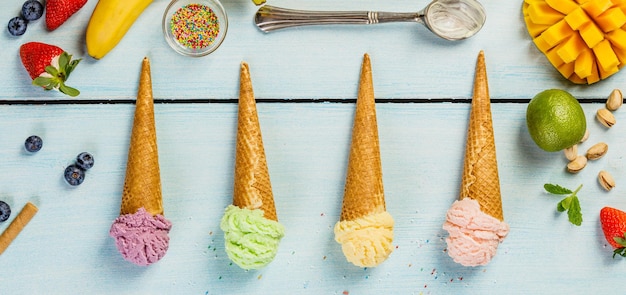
564;145;578;161
598;170;615;191
597;108;616;128
566;155;587;173
606;89;623;111
579;129;589;143
586;142;608;160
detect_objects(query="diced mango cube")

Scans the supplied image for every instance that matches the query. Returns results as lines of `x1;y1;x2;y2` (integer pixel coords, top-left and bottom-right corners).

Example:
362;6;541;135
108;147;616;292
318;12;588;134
586;59;601;83
612;44;626;65
557;34;586;62
568;72;588;84
593;39;620;70
596;7;626;32
575;48;594;77
558;61;576;77
546;45;566;67
529;2;565;25
546;0;580;13
579;22;605;48
565;7;591;30
607;28;626;49
582;0;614;17
541;20;575;46
526;16;551;37
534;35;555;52
598;63;619;78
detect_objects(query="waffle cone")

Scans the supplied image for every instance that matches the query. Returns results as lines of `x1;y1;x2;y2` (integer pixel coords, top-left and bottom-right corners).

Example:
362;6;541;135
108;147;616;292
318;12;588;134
232;62;277;221
120;57;163;216
459;51;503;221
340;54;385;222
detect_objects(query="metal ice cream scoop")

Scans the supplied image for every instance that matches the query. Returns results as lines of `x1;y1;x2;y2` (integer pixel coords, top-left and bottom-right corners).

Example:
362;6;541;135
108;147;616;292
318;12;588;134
254;0;487;41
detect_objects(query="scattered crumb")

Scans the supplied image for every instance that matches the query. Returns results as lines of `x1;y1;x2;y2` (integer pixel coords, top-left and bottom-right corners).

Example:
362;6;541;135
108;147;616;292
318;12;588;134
408;263;412;267
257;275;263;280
323;256;327;260
209;231;213;235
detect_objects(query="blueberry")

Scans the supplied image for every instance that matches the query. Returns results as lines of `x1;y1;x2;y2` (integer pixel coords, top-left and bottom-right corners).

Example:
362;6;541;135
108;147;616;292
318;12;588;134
0;201;10;222
21;0;43;21
24;135;43;153
64;164;85;186
7;16;27;36
76;152;94;170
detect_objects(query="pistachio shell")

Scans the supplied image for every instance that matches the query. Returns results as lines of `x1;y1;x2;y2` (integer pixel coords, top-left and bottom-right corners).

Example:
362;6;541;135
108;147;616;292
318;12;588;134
566;155;587;173
606;89;623;111
598;170;615;191
586;142;608;160
596;108;616;128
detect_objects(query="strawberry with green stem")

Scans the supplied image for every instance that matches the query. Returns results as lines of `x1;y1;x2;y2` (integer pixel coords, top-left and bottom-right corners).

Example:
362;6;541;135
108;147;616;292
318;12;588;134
600;206;626;258
19;42;81;97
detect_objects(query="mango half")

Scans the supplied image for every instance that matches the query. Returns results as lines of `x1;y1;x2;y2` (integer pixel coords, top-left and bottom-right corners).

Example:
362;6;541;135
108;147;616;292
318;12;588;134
523;0;626;84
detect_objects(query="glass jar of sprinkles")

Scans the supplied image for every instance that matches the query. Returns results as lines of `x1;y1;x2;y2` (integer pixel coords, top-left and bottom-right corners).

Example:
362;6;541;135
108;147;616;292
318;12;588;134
162;0;228;57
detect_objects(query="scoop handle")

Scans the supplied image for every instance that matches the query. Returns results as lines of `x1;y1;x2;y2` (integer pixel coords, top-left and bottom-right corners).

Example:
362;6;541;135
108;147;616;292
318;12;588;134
254;5;419;33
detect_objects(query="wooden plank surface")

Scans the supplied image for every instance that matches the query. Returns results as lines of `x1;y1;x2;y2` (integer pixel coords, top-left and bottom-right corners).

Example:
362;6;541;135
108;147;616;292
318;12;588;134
1;0;626;293
0;103;625;294
0;0;624;101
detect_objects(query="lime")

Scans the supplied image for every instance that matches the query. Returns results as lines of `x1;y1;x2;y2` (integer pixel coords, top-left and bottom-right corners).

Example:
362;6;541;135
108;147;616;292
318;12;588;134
526;89;586;152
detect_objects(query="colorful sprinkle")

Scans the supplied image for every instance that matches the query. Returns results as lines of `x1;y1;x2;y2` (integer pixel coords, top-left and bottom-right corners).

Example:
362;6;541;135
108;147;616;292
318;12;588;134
170;3;220;50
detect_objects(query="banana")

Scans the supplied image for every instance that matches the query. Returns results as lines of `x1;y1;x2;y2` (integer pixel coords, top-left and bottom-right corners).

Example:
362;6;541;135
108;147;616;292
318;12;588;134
85;0;153;59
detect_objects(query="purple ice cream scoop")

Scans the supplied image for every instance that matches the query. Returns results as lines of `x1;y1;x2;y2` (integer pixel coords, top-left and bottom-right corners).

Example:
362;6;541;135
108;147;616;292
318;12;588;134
109;207;172;266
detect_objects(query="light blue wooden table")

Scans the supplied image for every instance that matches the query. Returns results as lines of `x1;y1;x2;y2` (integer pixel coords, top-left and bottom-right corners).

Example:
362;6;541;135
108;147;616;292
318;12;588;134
1;0;625;294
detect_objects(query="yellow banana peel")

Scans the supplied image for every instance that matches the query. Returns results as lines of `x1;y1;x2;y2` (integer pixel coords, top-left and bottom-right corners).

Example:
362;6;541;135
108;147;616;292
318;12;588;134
85;0;153;59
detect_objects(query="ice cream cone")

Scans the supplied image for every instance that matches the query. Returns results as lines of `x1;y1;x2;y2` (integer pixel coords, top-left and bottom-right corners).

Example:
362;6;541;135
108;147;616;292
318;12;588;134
120;57;163;216
232;62;277;221
459;51;503;221
340;54;385;222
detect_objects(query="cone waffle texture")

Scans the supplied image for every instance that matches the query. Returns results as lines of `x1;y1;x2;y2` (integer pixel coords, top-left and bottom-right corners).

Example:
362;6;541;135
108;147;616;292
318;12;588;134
120;57;163;216
459;51;504;221
232;62;278;221
340;54;386;222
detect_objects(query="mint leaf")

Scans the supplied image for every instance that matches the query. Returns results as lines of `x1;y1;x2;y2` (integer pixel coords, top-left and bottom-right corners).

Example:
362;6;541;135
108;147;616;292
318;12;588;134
567;195;582;226
557;197;569;212
544;183;573;195
545;183;583;226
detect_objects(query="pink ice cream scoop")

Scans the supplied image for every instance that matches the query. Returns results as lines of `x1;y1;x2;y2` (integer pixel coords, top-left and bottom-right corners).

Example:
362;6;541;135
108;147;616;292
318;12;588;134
109;207;172;266
443;198;509;267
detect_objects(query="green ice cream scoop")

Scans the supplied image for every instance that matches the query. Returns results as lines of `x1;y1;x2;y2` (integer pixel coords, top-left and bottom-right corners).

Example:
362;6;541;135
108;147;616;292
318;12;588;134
220;205;285;269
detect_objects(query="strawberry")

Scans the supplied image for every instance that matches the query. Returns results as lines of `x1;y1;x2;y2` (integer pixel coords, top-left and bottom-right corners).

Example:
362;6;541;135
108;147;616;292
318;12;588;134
45;0;87;31
600;206;626;258
19;42;81;97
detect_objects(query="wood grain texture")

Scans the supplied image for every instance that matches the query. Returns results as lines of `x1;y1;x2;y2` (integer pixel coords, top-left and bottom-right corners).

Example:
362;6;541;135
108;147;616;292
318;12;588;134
0;0;624;101
1;0;626;293
0;103;624;294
